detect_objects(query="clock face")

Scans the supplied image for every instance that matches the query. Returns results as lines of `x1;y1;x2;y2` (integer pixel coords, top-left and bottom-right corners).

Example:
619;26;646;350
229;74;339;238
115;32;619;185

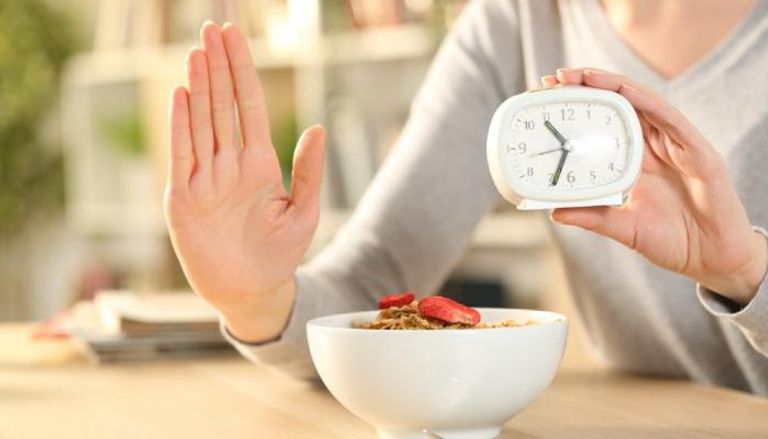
505;100;631;191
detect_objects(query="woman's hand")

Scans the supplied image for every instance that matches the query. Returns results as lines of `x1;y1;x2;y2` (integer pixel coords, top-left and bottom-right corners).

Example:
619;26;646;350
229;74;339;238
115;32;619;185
164;22;326;342
542;68;767;305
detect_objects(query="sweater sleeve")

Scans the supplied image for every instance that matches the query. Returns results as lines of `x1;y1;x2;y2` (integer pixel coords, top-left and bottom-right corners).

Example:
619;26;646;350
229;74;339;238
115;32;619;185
697;226;768;358
222;0;526;378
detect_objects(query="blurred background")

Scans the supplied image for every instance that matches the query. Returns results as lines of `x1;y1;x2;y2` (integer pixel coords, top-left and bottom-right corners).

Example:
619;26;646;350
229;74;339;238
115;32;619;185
1;0;561;326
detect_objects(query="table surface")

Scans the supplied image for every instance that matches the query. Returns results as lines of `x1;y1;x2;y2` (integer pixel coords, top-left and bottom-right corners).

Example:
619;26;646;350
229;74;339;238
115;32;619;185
1;323;767;439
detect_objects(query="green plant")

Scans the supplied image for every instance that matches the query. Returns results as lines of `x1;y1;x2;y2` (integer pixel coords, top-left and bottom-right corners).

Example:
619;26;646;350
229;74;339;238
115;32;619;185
0;0;76;238
100;113;145;157
272;115;299;190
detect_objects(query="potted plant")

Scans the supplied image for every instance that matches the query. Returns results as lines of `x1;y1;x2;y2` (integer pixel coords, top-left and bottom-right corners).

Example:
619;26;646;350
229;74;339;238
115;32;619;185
0;0;76;318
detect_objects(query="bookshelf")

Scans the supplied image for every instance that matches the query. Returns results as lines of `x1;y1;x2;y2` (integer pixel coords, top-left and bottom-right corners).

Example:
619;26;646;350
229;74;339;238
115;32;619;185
62;1;451;235
60;0;552;303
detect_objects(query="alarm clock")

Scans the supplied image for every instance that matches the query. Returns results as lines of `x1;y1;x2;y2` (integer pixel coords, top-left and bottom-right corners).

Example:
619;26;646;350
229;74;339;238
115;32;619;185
486;85;644;210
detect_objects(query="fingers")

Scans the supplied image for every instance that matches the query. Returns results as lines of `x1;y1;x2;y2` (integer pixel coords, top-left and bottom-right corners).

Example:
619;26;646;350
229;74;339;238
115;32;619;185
187;48;214;174
551;206;638;250
555;68;584;84
549;67;720;178
201;22;238;153
291;126;326;210
222;23;272;149
615;82;707;146
574;69;706;146
169;86;194;190
540;74;559;87
582;70;723;177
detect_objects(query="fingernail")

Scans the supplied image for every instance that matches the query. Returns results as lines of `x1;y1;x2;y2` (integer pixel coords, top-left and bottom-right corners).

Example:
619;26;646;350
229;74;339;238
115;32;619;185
556;67;572;74
202;20;216;28
584;69;602;76
186;47;200;63
223;21;234;29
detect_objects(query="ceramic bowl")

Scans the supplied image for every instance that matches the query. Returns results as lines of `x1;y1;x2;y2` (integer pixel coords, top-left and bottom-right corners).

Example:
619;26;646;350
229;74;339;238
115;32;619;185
307;308;568;439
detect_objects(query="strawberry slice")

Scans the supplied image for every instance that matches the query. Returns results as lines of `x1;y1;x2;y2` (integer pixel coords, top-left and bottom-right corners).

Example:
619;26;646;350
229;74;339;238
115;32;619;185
378;292;416;309
417;296;481;325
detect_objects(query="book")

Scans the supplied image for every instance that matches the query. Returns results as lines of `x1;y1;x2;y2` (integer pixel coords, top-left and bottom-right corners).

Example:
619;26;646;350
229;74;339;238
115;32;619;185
62;290;234;364
94;290;221;337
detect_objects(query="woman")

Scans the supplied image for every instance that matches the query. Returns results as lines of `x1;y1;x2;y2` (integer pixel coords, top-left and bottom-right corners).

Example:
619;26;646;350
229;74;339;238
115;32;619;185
164;0;768;394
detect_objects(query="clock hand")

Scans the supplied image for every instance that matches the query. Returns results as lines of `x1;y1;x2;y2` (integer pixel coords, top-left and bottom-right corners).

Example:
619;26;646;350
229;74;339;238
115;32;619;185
529;146;564;157
551;149;570;186
544;120;568;146
543;120;573;186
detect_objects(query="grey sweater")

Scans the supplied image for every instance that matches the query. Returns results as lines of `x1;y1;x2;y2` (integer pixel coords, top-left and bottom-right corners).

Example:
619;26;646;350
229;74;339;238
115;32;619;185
224;0;768;395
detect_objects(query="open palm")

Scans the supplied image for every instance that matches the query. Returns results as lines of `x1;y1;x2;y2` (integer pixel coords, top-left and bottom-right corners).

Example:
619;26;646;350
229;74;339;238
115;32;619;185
546;69;766;302
165;22;325;337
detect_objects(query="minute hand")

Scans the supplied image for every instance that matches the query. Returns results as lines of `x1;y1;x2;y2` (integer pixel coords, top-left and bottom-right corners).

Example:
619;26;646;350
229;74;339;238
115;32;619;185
550;149;569;186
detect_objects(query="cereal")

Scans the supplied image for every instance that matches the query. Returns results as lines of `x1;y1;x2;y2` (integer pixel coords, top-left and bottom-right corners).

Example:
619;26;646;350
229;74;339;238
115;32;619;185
353;297;536;330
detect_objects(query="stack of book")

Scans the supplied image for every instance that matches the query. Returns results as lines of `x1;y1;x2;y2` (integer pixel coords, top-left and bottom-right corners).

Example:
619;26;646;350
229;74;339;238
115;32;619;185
68;290;234;364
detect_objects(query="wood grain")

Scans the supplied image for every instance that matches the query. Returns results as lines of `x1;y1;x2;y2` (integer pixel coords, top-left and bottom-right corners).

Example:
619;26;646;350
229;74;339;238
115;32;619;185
1;324;766;438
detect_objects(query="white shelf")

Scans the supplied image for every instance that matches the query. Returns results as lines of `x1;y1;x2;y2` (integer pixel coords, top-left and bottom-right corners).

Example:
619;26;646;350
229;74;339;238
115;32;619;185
65;38;301;83
323;24;438;64
64;23;437;86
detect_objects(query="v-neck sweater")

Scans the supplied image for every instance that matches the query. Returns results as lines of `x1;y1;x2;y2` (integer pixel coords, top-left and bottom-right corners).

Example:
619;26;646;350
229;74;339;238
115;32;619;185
224;0;768;395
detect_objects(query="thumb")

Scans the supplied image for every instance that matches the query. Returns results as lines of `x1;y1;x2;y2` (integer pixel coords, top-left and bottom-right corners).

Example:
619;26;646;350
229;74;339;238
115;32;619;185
291;125;326;209
551;206;638;250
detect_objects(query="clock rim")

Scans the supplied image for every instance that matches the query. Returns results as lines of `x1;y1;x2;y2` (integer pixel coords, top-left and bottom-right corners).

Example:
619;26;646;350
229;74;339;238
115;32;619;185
486;85;644;205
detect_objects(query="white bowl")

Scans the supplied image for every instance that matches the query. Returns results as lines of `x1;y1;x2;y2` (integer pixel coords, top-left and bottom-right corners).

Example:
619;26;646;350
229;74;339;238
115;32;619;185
307;308;568;439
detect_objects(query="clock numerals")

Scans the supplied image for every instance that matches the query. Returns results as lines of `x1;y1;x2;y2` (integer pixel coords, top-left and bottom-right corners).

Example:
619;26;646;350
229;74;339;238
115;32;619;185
508;100;630;190
507;142;528;154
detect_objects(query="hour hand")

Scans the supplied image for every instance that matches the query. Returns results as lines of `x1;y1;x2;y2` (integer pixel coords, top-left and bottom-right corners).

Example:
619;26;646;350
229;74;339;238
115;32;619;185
544;120;568;145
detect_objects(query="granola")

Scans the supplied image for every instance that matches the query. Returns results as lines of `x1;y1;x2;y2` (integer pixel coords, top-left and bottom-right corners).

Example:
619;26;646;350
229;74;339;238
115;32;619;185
353;300;535;330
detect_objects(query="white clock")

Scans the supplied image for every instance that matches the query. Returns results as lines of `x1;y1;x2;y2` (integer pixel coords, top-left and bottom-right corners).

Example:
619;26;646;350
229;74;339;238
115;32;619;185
486;85;644;210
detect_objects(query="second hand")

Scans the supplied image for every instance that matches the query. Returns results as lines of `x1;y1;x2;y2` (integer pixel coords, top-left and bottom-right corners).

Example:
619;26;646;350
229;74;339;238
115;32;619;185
529;146;564;158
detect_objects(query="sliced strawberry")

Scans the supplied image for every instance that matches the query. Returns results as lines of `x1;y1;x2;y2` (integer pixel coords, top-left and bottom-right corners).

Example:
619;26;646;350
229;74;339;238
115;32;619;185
378;292;416;309
417;296;481;325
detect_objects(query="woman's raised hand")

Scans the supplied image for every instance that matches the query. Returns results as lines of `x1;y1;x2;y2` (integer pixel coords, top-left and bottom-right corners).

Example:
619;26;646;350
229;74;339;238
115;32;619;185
542;68;767;305
164;22;326;342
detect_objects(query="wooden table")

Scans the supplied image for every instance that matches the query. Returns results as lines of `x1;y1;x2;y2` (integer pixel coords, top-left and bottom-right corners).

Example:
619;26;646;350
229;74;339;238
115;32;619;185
1;323;767;438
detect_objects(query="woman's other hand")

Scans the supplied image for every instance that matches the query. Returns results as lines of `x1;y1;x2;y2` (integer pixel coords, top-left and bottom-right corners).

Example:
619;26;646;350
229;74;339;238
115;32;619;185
165;22;326;342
